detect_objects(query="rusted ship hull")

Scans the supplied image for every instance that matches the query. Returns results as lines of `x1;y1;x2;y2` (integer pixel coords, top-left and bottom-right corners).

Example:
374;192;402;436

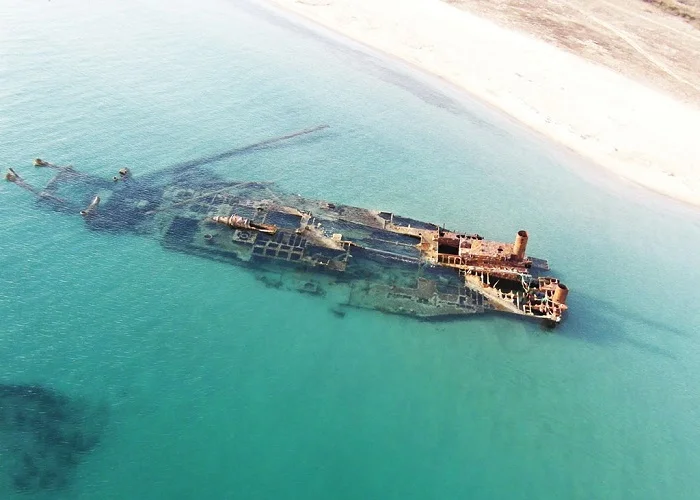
153;182;566;323
5;126;568;325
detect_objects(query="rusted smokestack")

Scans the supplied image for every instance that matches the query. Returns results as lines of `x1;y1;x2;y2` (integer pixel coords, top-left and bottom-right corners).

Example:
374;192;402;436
512;230;528;260
553;283;568;304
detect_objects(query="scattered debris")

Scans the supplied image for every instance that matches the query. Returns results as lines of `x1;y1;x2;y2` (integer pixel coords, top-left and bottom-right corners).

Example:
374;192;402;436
331;307;346;318
113;167;130;182
80;195;100;216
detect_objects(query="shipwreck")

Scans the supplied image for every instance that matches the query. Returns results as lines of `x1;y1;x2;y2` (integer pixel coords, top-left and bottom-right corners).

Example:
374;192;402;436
5;125;568;326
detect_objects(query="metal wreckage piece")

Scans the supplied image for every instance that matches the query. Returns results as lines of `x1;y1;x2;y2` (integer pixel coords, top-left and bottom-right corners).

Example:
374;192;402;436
6;125;569;326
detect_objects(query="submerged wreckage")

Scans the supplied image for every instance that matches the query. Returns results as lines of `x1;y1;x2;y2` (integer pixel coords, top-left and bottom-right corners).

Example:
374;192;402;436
6;125;569;326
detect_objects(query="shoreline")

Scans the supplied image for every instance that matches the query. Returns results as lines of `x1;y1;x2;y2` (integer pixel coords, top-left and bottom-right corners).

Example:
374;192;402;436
263;0;700;209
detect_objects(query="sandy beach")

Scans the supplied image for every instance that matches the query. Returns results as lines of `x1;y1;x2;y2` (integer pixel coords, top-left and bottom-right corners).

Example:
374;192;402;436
266;0;700;208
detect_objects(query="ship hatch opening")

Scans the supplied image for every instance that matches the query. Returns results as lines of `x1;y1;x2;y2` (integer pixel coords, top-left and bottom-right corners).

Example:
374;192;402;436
492;278;526;294
438;244;459;256
437;236;460;255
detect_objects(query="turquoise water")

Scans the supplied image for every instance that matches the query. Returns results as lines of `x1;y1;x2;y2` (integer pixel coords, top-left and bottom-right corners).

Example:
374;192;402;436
2;0;700;498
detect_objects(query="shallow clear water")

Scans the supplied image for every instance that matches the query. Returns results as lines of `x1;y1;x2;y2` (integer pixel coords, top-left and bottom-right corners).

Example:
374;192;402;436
1;0;700;498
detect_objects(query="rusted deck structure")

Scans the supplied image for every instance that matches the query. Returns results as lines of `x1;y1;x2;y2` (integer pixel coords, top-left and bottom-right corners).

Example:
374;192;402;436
5;126;569;326
151;182;568;324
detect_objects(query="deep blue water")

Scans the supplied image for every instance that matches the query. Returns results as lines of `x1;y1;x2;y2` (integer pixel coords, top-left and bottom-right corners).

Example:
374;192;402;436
1;0;700;498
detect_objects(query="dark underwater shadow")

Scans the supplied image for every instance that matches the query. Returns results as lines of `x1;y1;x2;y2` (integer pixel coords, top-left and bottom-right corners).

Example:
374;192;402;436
388;292;680;360
574;292;690;338
554;292;680;360
157;124;334;180
0;384;108;495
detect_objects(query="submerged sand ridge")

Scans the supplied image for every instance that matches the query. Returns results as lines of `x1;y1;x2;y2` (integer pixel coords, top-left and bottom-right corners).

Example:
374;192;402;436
267;0;700;207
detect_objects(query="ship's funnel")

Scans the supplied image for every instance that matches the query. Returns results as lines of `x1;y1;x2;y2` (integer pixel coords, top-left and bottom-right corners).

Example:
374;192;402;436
512;230;528;260
553;283;568;304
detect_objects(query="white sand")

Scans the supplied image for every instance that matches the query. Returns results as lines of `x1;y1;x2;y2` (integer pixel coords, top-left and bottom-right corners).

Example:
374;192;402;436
267;0;700;207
